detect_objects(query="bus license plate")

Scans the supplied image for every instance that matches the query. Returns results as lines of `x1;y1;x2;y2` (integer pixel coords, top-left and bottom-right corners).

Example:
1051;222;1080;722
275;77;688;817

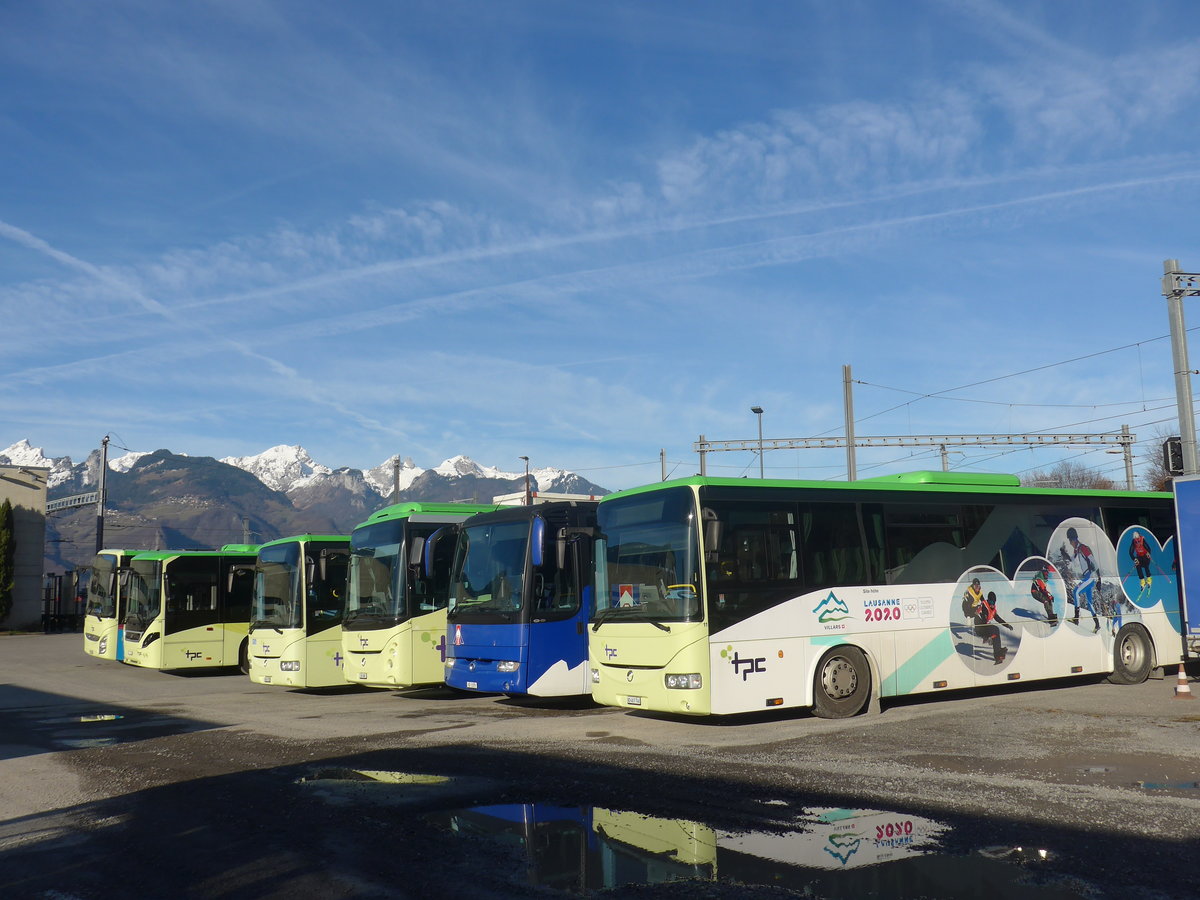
627;696;642;706
467;681;478;689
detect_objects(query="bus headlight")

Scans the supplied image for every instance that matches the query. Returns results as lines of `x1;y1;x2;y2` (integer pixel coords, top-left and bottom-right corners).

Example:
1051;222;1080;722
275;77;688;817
280;660;301;672
665;673;702;690
496;660;520;673
591;668;600;683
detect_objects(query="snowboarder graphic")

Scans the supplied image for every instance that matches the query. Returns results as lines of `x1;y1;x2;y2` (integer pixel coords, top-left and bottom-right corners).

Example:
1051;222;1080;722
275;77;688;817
961;587;1014;664
1030;564;1058;625
1062;527;1101;633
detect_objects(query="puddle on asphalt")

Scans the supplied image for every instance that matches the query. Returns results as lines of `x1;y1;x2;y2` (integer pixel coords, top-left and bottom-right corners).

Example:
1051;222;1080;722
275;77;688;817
295;768;493;809
426;805;1085;898
297;768;451;786
1136;780;1200;790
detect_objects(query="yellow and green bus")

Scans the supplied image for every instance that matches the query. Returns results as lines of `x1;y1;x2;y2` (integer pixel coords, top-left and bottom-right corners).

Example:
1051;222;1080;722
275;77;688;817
248;534;350;688
342;502;500;688
122;544;260;671
82;548;144;662
589;473;1184;717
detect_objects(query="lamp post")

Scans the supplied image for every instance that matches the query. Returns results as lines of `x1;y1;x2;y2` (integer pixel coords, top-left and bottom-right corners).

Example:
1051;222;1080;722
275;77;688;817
750;406;764;478
519;456;531;506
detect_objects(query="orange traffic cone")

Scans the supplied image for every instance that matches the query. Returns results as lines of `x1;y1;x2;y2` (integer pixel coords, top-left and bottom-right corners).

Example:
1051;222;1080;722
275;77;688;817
1175;664;1194;700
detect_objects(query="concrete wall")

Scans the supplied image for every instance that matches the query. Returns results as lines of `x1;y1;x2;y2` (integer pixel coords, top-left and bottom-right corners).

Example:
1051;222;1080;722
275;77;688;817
0;465;48;630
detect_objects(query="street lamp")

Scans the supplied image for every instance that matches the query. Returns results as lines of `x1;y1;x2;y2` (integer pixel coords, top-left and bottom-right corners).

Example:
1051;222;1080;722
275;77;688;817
519;456;531;506
750;406;764;478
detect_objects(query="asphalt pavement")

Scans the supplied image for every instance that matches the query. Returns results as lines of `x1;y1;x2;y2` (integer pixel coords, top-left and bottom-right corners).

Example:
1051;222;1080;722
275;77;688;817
1;633;1198;899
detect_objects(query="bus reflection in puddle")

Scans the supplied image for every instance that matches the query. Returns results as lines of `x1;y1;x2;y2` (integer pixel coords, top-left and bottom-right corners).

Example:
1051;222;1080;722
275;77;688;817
430;805;1078;898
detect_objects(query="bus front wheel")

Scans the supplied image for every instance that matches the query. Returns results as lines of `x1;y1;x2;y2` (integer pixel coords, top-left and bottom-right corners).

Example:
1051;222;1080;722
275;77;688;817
812;646;870;719
1108;625;1152;685
238;639;250;676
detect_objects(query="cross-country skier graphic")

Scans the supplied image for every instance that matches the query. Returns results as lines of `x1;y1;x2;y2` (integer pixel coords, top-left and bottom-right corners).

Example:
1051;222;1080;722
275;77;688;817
1060;527;1101;633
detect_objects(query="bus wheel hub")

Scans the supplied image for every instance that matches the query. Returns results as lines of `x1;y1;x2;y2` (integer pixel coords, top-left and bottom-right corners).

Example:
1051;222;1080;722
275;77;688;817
822;658;858;698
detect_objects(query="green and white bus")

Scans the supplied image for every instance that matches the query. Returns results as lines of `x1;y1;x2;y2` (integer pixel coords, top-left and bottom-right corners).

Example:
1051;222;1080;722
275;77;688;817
589;473;1183;717
122;545;260;671
248;534;350;688
82;548;143;662
342;502;501;688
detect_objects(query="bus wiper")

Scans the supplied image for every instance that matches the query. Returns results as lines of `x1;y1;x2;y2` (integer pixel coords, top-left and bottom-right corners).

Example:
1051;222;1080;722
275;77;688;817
649;620;671;632
251;620;283;634
591;606;629;632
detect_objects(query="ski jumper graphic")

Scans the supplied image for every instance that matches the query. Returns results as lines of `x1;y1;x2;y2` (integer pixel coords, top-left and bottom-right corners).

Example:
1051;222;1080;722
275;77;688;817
1064;527;1101;632
1128;531;1153;600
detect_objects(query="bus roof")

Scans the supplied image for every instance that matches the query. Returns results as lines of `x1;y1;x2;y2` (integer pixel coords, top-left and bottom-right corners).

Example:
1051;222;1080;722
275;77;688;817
600;472;1170;502
256;534;349;550
129;547;260;562
354;501;503;530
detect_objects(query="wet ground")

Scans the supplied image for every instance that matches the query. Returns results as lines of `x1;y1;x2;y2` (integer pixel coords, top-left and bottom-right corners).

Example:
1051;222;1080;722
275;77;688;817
1;634;1198;899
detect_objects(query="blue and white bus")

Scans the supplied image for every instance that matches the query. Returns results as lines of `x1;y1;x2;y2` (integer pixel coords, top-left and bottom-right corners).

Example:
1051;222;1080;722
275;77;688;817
445;500;597;696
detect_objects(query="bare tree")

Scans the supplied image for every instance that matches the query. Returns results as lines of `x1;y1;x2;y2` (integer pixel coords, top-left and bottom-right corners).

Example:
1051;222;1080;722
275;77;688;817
1140;424;1178;493
1020;460;1117;490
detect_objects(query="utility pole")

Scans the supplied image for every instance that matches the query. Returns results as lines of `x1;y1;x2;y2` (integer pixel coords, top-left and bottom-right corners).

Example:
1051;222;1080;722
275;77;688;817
94;435;109;554
660;448;667;481
1164;259;1200;475
751;406;764;478
392;457;401;504
843;364;857;481
241;516;251;544
519;456;531;506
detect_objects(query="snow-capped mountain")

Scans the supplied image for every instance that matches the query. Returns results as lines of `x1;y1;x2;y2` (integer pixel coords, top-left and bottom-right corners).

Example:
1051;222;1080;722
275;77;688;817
7;438;609;576
219;445;333;493
4;439;605;506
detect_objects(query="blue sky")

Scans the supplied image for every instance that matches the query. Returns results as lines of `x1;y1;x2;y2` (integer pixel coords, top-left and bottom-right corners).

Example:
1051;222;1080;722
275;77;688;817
3;0;1200;491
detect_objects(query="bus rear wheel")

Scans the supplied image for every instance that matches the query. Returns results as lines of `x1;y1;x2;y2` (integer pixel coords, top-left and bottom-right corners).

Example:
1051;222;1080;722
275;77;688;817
1108;625;1152;685
812;646;870;718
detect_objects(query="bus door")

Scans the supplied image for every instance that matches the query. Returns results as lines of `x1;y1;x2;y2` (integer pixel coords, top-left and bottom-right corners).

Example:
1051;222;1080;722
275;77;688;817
164;556;222;665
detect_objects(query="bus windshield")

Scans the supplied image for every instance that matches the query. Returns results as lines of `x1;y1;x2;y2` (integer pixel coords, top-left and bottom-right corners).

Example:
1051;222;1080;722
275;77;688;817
254;542;301;630
346;520;407;624
86;553;118;618
593;487;703;625
125;558;162;628
449;520;529;619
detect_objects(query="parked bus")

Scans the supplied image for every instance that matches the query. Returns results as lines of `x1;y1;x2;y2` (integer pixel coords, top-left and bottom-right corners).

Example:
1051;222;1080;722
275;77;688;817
247;534;350;688
1170;474;1200;658
445;500;597;697
82;548;143;662
122;545;260;671
342;502;500;688
588;473;1183;717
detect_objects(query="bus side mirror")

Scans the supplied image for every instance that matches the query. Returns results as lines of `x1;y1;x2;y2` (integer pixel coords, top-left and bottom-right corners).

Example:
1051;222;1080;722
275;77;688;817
424;527;449;578
317;549;348;582
531;516;546;568
703;507;721;561
409;537;426;567
557;527;567;570
227;564;254;593
118;570;130;588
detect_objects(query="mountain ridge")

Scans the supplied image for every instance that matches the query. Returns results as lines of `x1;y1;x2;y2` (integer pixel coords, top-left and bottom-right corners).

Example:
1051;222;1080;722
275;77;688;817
1;439;609;574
